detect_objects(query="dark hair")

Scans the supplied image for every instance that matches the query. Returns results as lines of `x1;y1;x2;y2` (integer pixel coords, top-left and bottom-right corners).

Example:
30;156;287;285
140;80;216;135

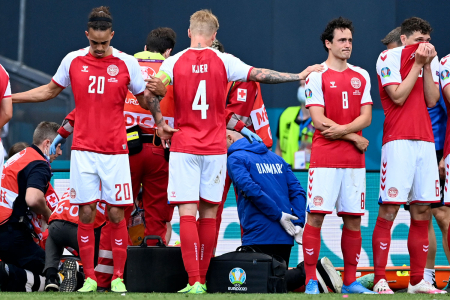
381;27;402;46
320;17;354;52
32;122;60;146
87;6;113;31
401;17;432;37
8;142;29;159
146;28;176;55
211;39;225;53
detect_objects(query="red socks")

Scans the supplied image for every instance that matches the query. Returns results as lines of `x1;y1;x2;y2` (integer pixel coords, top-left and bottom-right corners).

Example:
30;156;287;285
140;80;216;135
78;221;97;281
302;224;321;281
198;218;216;284
111;219;128;280
180;216;200;286
372;217;393;284
341;227;362;286
408;219;429;285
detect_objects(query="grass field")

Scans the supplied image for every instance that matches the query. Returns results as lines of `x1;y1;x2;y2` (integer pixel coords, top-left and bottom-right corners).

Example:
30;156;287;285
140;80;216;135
0;293;449;300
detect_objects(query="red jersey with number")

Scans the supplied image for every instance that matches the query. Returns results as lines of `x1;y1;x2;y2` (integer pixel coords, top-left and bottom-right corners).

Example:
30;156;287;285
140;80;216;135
159;47;253;155
52;47;146;155
376;44;440;145
305;63;372;168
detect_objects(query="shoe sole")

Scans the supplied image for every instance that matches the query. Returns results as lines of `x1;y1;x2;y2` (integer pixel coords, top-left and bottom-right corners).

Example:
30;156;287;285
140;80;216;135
45;283;59;292
60;259;78;292
317;257;343;293
316;270;328;293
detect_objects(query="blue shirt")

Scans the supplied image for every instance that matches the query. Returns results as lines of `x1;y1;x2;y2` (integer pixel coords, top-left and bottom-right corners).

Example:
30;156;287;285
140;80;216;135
428;92;447;151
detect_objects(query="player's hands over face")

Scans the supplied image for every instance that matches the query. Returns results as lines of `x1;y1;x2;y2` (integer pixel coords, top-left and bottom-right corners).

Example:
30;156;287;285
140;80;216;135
157;123;179;149
299;64;324;80
439;157;445;179
423;43;437;65
353;136;369;153
414;43;430;67
321;123;348;140
145;77;167;97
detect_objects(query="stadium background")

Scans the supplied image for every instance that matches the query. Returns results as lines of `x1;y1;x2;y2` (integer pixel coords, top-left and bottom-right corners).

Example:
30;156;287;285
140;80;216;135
1;0;450;268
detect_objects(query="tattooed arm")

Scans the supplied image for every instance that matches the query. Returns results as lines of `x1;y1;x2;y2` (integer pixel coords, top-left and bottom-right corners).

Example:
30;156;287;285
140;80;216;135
248;64;324;84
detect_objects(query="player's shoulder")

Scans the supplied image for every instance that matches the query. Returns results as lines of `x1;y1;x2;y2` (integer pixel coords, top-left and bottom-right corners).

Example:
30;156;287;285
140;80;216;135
348;64;370;79
440;54;450;68
64;47;90;62
305;62;326;83
376;46;404;64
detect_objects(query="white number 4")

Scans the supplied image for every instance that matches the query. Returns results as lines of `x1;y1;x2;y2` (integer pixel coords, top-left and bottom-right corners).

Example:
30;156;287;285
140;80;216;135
342;91;348;109
192;80;209;119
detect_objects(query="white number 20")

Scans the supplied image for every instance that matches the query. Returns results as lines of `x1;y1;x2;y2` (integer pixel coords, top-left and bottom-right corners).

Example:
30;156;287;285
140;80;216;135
88;76;105;94
192;80;209;119
342;91;348;109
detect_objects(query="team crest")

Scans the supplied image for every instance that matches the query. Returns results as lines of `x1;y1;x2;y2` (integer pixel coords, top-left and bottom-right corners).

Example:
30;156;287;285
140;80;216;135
351;77;361;89
381;67;391;78
305;89;313;99
388;187;398;198
70;188;76;199
107;64;119;76
313;196;323;206
441;70;450;81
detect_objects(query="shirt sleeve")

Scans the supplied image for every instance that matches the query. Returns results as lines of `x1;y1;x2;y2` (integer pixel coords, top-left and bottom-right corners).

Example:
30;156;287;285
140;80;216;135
25;162;51;193
3;80;11;98
305;72;324;107
440;56;450;91
431;56;440;85
376;49;402;87
360;70;373;105
220;53;253;82
126;57;146;96
157;56;176;86
52;53;73;88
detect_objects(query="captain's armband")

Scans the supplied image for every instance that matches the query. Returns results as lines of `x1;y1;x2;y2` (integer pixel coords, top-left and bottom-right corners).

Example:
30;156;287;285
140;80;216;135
156;71;171;87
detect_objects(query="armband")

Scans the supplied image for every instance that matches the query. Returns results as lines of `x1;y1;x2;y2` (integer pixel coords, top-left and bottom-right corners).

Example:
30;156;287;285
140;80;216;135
156;71;171;87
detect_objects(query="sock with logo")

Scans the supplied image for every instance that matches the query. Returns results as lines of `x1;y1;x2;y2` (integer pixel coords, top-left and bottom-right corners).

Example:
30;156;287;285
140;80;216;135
180;215;201;286
372;217;393;284
198;218;216;284
424;268;435;284
408;218;429;286
77;221;97;281
110;218;128;280
302;224;321;281
341;226;362;286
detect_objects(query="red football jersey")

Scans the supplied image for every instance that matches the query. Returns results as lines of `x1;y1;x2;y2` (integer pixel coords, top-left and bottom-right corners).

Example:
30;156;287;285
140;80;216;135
52;47;146;155
159;47;253;155
305;63;372;168
376;44;440;145
0;64;11;100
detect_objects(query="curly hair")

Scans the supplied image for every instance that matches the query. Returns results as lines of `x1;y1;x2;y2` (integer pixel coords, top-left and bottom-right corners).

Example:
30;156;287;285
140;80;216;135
320;17;354;52
400;17;432;37
146;27;177;55
87;6;113;31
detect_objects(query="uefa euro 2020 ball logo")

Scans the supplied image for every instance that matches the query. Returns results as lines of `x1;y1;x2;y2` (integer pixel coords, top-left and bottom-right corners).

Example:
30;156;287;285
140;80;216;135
381;67;391;78
229;268;246;285
441;70;450;81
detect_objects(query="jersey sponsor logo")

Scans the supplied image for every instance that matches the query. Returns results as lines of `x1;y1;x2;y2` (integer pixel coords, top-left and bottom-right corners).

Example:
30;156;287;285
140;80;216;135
381;67;391;78
107;64;119;76
351;77;361;89
441;70;450;80
388;187;398;198
353;90;361;96
305;89;312;99
237;88;247;102
330;81;337;88
140;66;156;79
70;188;76;199
81;66;89;72
250;104;269;130
192;64;208;73
255;163;283;174
313;196;323;206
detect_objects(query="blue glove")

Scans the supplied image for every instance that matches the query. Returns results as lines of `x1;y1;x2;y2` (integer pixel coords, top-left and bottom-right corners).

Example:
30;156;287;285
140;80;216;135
50;134;66;155
240;127;262;143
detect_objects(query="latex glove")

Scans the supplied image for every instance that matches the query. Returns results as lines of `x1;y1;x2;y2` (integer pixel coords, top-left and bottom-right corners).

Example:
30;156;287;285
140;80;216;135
241;127;262;143
294;226;303;245
279;212;298;236
50;134;66;155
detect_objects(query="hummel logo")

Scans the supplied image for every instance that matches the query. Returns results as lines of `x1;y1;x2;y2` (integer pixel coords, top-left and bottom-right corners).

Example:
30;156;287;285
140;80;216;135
356;253;360;263
81;236;89;243
81;66;88;72
330;81;337;88
115;239;123;246
305;248;314;255
380;242;387;250
423;245;429;252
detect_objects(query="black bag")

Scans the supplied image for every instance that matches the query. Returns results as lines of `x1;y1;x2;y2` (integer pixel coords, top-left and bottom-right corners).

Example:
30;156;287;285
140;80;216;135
124;235;188;292
206;246;287;293
126;125;143;155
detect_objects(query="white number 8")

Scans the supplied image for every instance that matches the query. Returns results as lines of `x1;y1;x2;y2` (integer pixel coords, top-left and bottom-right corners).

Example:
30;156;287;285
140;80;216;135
342;91;348;109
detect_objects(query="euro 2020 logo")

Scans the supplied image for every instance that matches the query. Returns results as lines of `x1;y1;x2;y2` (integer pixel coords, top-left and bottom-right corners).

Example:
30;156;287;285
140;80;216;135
228;268;247;291
381;67;391;78
441;70;450;81
305;89;313;99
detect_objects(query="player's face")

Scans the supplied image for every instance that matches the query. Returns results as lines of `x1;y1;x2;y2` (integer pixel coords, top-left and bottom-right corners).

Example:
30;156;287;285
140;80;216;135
327;28;352;60
401;31;431;46
85;28;115;58
49;144;62;163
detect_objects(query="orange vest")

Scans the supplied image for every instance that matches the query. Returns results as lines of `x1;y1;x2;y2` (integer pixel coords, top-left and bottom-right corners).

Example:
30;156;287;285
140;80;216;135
49;187;106;228
124;59;174;134
30;183;59;247
0;147;47;225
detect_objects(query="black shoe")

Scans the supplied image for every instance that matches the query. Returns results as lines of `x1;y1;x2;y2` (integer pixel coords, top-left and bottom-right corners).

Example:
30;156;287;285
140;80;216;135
97;286;111;292
0;262;9;291
316;257;343;293
44;277;60;292
60;259;79;292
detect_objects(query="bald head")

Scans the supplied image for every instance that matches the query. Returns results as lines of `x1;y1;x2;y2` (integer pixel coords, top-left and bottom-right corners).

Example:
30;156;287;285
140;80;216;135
226;129;244;149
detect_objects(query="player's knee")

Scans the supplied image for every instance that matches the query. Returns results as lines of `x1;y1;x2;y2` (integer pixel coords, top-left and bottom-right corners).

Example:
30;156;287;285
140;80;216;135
107;206;124;223
78;203;97;224
378;204;400;221
410;203;431;220
306;213;325;227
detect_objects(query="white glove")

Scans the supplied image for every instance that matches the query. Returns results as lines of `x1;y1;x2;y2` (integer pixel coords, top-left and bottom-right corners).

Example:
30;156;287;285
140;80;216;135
294;226;303;245
279;212;298;236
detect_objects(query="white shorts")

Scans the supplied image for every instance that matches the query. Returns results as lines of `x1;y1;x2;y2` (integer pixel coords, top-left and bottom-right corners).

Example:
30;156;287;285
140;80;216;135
70;150;133;206
379;140;439;205
167;152;226;204
307;168;366;215
443;154;450;205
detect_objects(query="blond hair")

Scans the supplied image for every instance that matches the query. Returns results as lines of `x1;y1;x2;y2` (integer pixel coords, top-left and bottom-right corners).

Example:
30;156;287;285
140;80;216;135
189;9;219;36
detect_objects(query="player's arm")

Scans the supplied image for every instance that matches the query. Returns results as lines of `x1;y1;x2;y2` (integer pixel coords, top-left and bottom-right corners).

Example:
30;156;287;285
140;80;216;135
422;44;440;107
248;65;323;84
12;81;63;103
26;187;52;222
0;96;12;130
322;105;372;139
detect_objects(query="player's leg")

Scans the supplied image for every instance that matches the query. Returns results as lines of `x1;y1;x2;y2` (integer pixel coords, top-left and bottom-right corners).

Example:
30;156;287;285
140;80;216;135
95;221;113;291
